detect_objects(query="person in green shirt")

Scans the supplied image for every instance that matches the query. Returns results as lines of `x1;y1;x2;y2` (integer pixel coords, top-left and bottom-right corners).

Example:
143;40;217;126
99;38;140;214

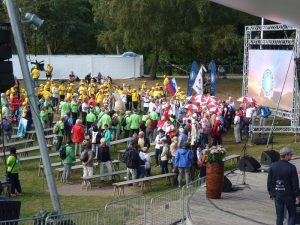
129;110;141;135
62;141;76;184
111;111;123;140
123;111;131;138
71;96;78;125
59;98;71;117
99;111;111;130
6;147;22;196
40;106;48;128
44;96;54;127
86;108;96;130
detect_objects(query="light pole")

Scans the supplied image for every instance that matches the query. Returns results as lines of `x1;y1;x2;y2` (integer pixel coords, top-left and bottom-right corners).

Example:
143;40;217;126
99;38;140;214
5;0;61;213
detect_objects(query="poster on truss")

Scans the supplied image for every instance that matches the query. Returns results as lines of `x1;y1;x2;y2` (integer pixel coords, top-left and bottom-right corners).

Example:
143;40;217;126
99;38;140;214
248;49;295;111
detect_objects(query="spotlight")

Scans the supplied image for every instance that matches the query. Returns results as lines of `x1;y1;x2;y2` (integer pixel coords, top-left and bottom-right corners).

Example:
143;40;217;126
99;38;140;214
22;13;44;27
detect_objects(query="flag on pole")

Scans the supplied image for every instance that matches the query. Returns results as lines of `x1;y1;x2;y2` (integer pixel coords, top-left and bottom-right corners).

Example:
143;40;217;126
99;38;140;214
187;61;198;96
192;65;207;94
167;78;178;96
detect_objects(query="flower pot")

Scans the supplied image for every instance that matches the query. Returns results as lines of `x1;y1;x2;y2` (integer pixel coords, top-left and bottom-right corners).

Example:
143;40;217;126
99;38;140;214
206;162;224;199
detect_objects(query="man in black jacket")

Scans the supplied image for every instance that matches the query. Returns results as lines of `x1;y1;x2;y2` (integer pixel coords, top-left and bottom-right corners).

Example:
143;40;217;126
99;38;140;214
125;141;139;182
267;147;300;225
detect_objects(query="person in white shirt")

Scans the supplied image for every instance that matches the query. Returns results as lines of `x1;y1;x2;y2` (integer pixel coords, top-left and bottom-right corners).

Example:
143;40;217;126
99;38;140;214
154;130;166;167
51;84;59;107
140;147;151;177
234;110;241;143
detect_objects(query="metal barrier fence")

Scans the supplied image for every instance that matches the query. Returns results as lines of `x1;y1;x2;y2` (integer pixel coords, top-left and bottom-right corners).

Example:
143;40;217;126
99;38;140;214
0;179;202;225
0;216;43;225
104;195;146;225
150;188;183;225
45;209;101;225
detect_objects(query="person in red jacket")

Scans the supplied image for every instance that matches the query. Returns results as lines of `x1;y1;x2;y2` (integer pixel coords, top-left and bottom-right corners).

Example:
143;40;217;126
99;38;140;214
211;116;223;146
71;119;85;156
10;93;20;122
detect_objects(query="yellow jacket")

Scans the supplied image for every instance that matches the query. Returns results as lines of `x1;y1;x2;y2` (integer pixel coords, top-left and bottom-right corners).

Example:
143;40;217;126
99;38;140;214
58;84;66;95
32;68;40;79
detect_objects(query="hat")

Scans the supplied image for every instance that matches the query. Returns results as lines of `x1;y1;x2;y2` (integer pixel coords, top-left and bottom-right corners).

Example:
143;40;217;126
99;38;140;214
279;147;293;156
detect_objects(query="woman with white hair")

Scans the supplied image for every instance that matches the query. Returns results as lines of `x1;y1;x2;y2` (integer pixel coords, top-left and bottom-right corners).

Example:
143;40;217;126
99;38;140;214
97;138;113;182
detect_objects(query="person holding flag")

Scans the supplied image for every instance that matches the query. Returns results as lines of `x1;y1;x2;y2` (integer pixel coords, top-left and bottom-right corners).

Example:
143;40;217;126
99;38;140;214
163;75;169;97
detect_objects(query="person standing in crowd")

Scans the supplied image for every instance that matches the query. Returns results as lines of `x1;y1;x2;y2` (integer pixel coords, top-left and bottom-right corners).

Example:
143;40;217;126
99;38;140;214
211;116;223;146
86;108;96;130
160;139;169;174
2;115;12;144
64;112;73;143
71;119;85;156
97;138;113;182
81;140;94;181
268;147;300;225
123;111;131;138
99;110;111;131
140;147;151;177
45;64;53;80
233;110;241;144
125;141;139;182
111;111;122;141
170;136;178;169
81;97;89;126
6;147;22;196
154;129;166;167
62;141;75;184
102;124;112;146
58;81;66;102
31;65;40;88
71;95;79;125
129;109;141;135
175;142;194;188
54;117;65;152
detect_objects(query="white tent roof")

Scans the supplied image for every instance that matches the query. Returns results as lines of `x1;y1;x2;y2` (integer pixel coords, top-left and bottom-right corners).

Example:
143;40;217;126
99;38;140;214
210;0;300;28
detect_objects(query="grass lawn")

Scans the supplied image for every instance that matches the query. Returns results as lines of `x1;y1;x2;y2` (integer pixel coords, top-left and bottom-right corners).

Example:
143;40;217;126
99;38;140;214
2;77;299;218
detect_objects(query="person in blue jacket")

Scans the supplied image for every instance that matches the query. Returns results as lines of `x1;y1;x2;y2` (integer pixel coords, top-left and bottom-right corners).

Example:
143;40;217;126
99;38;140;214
175;142;194;188
267;147;300;225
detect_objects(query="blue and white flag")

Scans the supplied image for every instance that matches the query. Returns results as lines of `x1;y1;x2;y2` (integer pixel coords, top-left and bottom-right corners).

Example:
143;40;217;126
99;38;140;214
193;65;207;94
210;61;216;96
187;61;198;96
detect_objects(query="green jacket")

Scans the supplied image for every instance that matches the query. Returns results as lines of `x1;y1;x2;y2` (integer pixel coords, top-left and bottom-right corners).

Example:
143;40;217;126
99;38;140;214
56;121;65;137
71;100;78;113
86;112;96;123
60;102;71;116
150;111;158;120
129;113;141;129
124;115;131;130
111;115;122;130
100;114;111;129
7;155;20;174
63;144;75;164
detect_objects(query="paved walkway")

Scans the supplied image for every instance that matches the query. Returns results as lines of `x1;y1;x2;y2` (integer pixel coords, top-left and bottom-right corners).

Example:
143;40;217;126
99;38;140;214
187;157;300;225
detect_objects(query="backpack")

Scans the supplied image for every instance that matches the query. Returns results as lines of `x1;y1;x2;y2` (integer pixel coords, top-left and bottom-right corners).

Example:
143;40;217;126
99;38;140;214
80;149;89;163
2;119;12;131
111;116;118;126
121;116;127;127
59;146;67;160
217;123;224;132
64;117;73;130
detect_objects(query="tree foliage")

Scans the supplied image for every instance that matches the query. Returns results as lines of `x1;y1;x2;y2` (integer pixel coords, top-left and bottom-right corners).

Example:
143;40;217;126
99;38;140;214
0;0;259;77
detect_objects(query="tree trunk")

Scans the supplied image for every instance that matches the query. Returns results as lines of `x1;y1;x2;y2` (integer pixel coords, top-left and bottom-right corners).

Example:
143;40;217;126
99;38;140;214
150;52;159;80
46;42;52;55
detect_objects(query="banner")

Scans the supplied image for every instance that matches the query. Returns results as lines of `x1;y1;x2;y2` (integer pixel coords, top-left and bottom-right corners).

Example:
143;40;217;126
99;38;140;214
187;61;199;96
192;65;207;94
167;78;178;96
210;61;216;96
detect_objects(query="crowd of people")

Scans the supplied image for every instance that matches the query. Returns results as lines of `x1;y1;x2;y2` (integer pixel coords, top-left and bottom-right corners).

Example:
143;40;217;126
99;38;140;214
0;67;273;194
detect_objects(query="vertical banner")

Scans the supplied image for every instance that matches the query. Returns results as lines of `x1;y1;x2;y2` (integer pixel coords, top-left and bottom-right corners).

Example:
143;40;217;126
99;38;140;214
193;65;207;94
187;61;198;96
210;61;216;96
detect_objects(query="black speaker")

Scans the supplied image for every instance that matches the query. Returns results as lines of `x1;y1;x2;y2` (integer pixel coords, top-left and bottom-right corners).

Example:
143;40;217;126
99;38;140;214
253;137;273;145
222;176;232;192
0;61;15;93
0;200;21;221
0;23;12;60
261;150;280;165
239;156;261;172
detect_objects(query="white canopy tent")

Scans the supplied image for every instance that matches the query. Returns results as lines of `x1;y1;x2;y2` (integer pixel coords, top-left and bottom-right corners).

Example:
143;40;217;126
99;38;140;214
210;0;300;28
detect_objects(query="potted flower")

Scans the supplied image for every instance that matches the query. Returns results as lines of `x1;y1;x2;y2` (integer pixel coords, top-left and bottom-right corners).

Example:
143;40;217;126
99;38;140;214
205;145;226;199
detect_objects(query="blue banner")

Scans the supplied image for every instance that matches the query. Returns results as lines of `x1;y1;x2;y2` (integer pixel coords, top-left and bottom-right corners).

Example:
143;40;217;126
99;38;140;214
210;62;216;96
187;61;198;96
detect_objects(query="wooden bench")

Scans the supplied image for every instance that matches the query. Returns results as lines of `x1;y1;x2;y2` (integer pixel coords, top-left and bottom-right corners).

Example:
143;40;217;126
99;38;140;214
27;128;53;139
81;169;127;190
223;154;241;166
45;134;56;145
20;152;59;162
38;158;81;176
0;139;34;149
112;173;176;196
0;144;52;158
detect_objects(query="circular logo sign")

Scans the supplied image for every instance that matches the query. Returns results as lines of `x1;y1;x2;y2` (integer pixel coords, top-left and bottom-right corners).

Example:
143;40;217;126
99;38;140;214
262;69;273;97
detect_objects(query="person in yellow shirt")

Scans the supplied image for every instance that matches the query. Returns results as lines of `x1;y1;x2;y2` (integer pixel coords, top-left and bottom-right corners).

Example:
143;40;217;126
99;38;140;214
78;83;87;95
31;65;40;87
58;82;66;101
153;87;162;99
96;90;104;104
43;90;52;99
141;81;147;90
50;80;55;91
44;81;51;92
45;64;53;80
66;84;75;100
132;89;139;109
